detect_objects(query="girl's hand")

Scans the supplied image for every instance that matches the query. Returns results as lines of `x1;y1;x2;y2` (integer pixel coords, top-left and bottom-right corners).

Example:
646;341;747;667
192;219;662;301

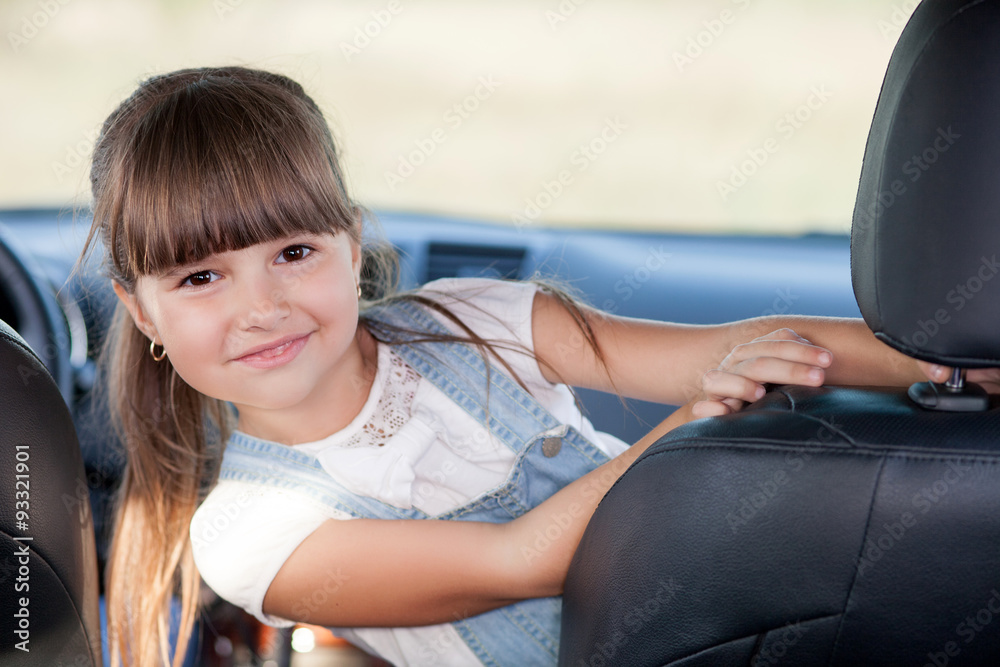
692;328;833;418
918;361;1000;394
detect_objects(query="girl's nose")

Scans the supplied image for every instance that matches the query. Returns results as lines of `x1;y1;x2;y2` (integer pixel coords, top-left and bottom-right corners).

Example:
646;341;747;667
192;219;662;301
238;273;291;332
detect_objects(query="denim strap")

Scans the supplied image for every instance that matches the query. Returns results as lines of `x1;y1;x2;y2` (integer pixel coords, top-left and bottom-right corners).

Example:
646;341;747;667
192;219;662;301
364;299;562;453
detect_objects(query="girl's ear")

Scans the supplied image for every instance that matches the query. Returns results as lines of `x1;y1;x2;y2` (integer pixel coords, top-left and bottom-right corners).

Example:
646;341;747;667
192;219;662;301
112;281;160;342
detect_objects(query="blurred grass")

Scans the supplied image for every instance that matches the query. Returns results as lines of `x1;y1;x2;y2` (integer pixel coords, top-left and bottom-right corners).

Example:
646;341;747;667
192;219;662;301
0;0;915;233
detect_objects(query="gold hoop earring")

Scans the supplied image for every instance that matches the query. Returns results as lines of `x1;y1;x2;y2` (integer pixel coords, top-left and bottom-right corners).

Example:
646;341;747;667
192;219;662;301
150;339;167;362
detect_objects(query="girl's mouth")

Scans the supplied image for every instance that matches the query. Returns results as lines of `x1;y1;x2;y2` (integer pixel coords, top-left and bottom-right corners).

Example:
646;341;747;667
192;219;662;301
234;333;311;369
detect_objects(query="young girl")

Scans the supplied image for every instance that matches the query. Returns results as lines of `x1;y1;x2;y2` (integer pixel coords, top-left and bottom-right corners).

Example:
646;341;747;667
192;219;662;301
86;66;929;667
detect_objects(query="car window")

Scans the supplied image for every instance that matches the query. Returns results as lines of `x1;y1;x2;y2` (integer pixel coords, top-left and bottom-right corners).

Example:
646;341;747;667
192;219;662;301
0;0;916;233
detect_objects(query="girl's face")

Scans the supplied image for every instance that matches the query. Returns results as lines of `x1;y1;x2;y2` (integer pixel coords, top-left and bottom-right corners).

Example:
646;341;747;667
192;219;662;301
114;230;369;441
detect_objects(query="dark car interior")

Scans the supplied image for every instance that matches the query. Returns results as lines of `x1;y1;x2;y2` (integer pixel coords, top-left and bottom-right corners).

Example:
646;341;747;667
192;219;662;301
2;0;999;665
562;1;1000;665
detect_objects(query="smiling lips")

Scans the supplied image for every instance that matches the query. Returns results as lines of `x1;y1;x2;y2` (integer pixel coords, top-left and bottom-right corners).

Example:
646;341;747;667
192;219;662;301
234;333;311;369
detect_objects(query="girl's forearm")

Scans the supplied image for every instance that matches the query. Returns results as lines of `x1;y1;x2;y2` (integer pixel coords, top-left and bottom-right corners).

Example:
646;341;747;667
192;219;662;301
503;404;695;599
550;304;920;408
263;406;695;628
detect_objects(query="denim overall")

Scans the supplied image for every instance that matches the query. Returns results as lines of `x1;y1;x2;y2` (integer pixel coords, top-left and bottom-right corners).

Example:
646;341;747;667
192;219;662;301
218;299;611;666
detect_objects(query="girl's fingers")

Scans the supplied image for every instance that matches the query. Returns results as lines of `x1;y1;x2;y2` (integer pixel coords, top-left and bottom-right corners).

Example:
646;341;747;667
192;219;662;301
717;355;827;388
925;366;1000;394
721;397;744;411
755;328;810;342
917;360;949;382
692;400;734;419
692;396;754;420
725;337;833;370
921;362;1000;391
702;369;766;404
694;328;836;421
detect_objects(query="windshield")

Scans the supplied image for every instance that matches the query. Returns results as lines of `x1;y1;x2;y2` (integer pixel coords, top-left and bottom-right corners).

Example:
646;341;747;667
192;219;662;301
0;0;915;233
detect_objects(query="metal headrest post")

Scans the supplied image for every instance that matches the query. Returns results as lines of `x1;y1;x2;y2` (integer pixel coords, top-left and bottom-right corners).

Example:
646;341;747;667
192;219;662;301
908;367;988;412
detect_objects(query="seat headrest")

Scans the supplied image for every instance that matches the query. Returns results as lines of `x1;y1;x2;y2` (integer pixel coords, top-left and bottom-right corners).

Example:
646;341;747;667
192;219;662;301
852;0;1000;368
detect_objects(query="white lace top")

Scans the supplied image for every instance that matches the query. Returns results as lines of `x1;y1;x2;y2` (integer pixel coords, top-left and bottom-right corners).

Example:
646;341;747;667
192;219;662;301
341;350;420;450
190;277;630;666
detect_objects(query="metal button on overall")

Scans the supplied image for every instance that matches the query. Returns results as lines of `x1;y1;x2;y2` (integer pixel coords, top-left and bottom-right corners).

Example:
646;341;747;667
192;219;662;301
542;436;562;457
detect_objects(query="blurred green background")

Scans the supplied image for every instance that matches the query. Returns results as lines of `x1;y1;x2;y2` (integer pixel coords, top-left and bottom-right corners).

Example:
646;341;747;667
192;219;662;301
0;0;917;233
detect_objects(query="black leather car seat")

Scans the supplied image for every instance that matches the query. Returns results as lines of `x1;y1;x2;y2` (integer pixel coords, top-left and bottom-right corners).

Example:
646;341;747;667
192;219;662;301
0;319;101;665
560;0;1000;665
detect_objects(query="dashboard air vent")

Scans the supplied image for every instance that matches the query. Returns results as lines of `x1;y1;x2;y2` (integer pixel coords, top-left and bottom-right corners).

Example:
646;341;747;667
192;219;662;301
426;243;526;281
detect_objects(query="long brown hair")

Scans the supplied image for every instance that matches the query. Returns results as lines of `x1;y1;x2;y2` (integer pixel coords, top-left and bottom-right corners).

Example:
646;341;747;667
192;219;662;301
85;66;608;666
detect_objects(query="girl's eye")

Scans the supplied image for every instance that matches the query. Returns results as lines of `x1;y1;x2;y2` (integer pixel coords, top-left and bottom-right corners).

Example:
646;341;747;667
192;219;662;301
180;270;219;288
276;245;313;264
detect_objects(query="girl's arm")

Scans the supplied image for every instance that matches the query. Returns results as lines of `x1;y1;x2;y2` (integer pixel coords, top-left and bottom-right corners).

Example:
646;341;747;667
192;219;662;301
531;290;925;408
262;403;694;628
262;290;840;627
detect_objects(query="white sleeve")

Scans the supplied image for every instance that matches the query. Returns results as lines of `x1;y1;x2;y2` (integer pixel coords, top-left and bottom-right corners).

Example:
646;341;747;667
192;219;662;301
417;277;630;459
190;480;352;627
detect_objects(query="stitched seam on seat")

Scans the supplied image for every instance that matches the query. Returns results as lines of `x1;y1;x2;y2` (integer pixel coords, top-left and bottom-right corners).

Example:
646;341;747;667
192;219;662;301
664;612;842;665
768;403;861;447
777;387;797;412
749;632;767;664
641;441;1000;464
600;444;1000;504
827;457;887;665
651;436;855;452
0;328;41;365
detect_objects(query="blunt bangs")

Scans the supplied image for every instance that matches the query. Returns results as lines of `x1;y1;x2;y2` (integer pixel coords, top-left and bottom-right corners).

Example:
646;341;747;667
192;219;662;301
95;68;356;284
